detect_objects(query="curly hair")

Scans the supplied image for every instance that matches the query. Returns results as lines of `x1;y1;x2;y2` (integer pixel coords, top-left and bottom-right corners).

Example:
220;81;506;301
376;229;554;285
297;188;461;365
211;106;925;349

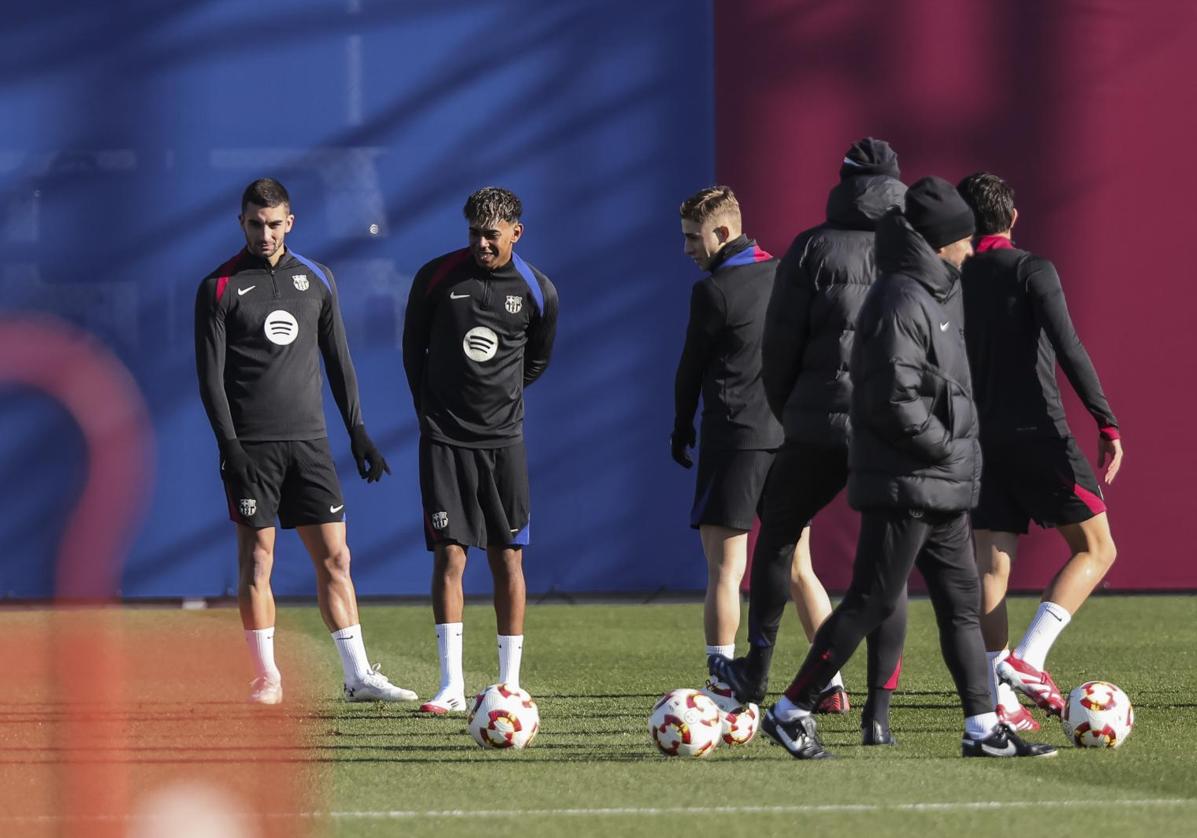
463;187;522;225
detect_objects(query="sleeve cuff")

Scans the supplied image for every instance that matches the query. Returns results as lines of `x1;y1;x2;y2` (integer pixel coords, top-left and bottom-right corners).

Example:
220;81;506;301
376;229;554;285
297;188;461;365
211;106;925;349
1099;426;1120;441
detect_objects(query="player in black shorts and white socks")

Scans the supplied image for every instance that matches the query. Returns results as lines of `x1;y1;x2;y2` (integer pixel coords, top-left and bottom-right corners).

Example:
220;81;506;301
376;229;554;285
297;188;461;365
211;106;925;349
195;178;417;706
671;186;783;671
403;187;558;714
957;173;1122;728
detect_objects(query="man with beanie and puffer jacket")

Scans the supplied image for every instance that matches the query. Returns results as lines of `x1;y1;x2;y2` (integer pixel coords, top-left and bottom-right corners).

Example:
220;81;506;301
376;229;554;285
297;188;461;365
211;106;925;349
709;138;909;745
757;176;1057;760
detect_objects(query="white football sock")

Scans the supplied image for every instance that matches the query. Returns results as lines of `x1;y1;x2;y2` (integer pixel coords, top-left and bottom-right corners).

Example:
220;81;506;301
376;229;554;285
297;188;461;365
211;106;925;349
965;711;1000;740
829;671;844;690
773;696;811;722
436;623;464;693
245;628;280;682
706;643;735;660
1014;601;1072;670
987;649;1021;710
497;635;523;688
330;624;371;682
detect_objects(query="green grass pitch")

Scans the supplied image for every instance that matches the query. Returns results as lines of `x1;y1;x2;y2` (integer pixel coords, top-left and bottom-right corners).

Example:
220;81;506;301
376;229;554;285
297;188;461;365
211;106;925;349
2;595;1195;837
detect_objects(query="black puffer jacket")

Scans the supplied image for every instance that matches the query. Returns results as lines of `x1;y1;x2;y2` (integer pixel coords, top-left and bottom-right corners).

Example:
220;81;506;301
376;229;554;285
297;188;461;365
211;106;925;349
763;174;906;445
847;209;981;512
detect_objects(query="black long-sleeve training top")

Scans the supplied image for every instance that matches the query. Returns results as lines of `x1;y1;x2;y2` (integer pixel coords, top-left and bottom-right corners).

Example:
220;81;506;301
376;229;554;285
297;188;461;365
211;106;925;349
195;247;362;443
961;237;1118;443
402;248;558;448
674;235;785;451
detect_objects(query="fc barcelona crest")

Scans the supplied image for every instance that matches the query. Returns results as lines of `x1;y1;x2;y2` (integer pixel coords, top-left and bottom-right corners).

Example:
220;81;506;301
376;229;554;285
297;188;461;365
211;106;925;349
239;498;257;517
292;275;309;291
505;295;523;314
431;511;449;530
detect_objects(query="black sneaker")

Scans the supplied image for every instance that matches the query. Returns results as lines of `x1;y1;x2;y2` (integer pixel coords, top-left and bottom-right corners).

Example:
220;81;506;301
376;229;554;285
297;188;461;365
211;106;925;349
761;708;833;760
707;654;767;705
861;718;897;746
961;723;1058;758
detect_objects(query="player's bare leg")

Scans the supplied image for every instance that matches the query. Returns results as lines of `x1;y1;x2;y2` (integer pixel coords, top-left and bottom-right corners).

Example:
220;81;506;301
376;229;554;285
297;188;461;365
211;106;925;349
298;522;416;702
700;525;748;654
1045;513;1117;613
488;546;526;686
789;526;848;713
1001;513;1117;717
423;543;469;713
238;525;282;703
974;529;1036;728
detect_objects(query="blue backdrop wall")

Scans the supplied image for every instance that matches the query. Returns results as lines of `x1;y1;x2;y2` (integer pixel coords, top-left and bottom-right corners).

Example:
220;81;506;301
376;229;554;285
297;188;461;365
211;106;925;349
0;1;714;598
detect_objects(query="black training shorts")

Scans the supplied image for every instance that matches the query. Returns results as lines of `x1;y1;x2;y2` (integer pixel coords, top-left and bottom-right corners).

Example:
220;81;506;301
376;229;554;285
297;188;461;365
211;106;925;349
972;436;1106;534
419;437;530;550
690;448;775;531
223;438;345;529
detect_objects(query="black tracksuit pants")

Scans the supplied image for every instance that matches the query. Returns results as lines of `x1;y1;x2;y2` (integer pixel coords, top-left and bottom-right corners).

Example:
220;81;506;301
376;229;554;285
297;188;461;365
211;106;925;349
781;507;991;718
746;443;907;697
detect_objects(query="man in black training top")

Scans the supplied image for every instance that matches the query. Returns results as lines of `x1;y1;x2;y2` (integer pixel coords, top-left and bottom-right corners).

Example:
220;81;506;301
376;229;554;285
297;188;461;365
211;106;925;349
711;139;909;743
672;185;783;672
957;172;1122;731
759;177;1056;760
195;177;416;706
403;187;558;714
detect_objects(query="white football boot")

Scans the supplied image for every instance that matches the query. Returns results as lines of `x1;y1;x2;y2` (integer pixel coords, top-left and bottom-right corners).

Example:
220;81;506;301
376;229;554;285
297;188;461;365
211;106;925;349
248;676;283;705
343;663;418;703
418;687;468;715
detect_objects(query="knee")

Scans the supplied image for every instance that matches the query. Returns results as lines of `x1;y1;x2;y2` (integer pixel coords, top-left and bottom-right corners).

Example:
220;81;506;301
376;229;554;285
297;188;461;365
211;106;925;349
323;547;352;582
241;547;273;586
1094;536;1117;571
436;546;468;579
489;549;523;577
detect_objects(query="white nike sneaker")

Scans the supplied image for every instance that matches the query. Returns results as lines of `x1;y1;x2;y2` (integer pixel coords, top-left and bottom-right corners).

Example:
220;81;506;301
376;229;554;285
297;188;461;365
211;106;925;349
418;687;468;715
343;663;418;703
249;675;283;705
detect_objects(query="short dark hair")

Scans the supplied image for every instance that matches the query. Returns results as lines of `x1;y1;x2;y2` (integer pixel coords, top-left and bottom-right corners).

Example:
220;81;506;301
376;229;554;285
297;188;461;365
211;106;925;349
241;178;291;214
679;185;740;225
957;172;1014;236
463;187;522;225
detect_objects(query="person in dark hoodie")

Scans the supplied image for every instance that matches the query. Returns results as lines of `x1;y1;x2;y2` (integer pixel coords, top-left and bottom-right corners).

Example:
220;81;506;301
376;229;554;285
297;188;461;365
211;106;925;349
709;139;908;744
757;177;1057;760
672;185;784;670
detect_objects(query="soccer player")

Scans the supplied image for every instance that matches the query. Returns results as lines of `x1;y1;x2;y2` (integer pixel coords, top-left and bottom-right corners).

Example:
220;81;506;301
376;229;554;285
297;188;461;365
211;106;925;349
710;139;909;743
957;172;1122;728
671;186;783;669
402;187;558;714
759;177;1056;759
195;177;416;706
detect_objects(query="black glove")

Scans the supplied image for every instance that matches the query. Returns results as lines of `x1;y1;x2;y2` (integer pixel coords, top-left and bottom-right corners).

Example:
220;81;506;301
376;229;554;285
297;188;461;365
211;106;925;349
670;423;695;469
350;424;391;483
219;439;259;485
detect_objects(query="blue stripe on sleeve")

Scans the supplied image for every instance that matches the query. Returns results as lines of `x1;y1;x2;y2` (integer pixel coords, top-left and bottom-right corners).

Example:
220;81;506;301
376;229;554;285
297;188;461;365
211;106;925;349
511;252;544;315
289;250;333;294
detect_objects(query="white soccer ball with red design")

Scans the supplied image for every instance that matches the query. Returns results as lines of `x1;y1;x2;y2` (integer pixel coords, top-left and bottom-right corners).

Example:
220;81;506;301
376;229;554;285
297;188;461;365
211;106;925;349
648;688;721;757
467;683;540;750
701;677;760;746
1062;680;1134;749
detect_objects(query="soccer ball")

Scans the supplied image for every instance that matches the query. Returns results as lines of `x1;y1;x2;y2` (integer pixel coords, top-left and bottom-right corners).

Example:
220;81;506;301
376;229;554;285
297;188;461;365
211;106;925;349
648;689;721;757
701;677;760;746
1062;680;1134;749
467;683;540;750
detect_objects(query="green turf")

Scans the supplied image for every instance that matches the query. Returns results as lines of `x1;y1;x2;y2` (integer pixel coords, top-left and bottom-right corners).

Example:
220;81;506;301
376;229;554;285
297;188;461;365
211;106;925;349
3;595;1195;837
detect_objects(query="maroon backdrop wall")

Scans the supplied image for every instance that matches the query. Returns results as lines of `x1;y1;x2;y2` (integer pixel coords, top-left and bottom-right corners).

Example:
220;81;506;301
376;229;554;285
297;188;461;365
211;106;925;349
717;0;1197;591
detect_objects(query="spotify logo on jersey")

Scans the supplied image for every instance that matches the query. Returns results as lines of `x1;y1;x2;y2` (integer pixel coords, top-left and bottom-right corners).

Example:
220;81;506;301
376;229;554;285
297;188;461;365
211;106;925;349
463;326;498;361
264;310;299;346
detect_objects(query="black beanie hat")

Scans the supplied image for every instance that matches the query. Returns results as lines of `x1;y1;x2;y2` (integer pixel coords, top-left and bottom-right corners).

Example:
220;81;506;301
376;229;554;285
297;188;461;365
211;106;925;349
904;176;975;250
839;137;900;180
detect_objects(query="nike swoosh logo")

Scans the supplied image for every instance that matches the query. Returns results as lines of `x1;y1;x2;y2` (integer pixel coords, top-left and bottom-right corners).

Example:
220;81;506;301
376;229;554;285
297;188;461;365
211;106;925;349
330;504;344;513
238;286;256;295
939;321;950;331
981;740;1018;756
449;292;470;300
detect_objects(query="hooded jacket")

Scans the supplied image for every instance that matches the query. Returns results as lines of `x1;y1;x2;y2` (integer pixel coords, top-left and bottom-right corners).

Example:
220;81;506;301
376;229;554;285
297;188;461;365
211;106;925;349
846;209;981;512
763;173;906;445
